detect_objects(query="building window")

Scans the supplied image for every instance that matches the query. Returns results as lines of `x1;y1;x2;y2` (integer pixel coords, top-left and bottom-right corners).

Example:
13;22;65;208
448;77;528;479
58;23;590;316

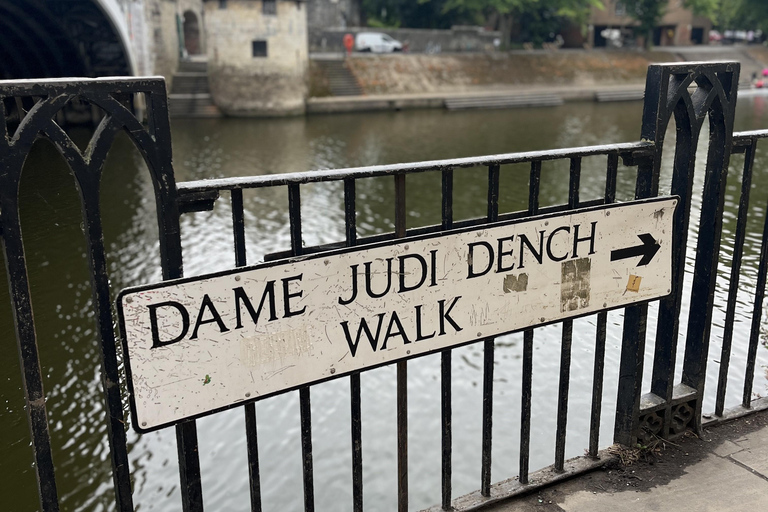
615;1;626;16
263;0;277;15
252;40;268;57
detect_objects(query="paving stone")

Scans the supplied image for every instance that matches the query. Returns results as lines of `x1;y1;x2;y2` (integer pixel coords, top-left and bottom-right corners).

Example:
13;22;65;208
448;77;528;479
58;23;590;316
559;454;768;512
712;439;744;457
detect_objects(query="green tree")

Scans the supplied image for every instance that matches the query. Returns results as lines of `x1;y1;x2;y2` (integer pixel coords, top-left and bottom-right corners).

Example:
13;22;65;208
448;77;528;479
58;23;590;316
726;0;768;32
441;0;603;48
361;0;462;29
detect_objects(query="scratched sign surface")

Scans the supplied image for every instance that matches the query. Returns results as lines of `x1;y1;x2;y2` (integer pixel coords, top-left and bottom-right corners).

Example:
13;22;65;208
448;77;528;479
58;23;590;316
118;197;677;431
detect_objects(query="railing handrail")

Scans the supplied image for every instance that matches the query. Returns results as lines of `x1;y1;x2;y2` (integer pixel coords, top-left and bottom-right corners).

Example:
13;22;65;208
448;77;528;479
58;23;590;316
176;140;654;192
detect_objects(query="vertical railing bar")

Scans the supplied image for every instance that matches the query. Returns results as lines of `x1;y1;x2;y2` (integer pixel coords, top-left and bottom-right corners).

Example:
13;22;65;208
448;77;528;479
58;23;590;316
614;156;655;446
744;145;768;408
288;183;315;512
589;312;607;457
487;164;500;221
345;178;358;247
232;188;247;266
344;179;364;512
481;164;500;496
650;123;698;411
587;154;615;457
394;173;408;512
568;157;581;208
244;405;262;512
519;161;540;484
715;141;755;416
231;189;263;512
681;107;735;431
519;330;533;484
480;338;494;496
176;423;204;512
144;84;206;512
554;320;573;471
441;169;453;510
0;205;60;512
529;161;541;214
614;303;649;445
553;157;580;469
605;153;619;204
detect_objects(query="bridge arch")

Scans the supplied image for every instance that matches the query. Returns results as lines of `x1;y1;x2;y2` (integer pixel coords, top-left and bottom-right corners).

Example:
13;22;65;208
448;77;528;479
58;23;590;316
0;0;135;80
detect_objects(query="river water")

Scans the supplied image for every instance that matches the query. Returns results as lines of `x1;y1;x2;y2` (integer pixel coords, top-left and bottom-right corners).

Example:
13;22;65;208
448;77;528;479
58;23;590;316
3;97;768;511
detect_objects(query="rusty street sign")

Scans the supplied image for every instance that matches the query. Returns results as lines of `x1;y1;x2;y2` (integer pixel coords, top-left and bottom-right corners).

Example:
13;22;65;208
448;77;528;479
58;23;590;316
118;196;677;431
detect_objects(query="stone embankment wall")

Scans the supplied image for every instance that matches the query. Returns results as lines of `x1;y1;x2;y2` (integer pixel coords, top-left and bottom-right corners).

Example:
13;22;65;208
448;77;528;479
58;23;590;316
205;0;308;116
312;50;680;96
311;26;500;54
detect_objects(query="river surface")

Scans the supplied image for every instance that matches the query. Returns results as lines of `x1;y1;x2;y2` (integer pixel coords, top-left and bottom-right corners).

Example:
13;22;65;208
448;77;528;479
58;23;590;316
3;98;768;511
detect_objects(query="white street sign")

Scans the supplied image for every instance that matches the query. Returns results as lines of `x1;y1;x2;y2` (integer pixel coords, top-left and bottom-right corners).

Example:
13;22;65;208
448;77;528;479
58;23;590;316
118;197;677;431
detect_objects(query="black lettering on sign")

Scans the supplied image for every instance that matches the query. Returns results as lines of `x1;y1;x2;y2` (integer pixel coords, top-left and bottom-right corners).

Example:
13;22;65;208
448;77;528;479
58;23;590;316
190;294;229;339
282;274;307;318
340;297;463;357
518;231;545;269
338;264;360;305
341;313;386;357
468;241;494;279
380;311;410;350
572;222;597;258
496;235;515;273
364;258;394;298
398;253;428;293
234;283;278;329
149;301;190;348
439;296;462;335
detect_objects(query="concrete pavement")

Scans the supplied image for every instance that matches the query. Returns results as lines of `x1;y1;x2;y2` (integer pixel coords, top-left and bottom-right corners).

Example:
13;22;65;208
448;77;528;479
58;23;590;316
479;409;768;512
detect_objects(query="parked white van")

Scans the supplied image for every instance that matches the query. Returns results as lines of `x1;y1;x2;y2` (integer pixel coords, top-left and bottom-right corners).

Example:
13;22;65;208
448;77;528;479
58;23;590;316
355;32;403;53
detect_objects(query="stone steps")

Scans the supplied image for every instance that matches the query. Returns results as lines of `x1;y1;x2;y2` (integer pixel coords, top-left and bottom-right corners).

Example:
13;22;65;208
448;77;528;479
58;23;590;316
316;59;363;96
595;89;645;102
444;93;563;110
169;60;222;118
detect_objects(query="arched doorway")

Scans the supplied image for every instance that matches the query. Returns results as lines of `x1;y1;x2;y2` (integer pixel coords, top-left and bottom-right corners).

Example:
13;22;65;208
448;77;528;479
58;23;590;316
183;11;201;55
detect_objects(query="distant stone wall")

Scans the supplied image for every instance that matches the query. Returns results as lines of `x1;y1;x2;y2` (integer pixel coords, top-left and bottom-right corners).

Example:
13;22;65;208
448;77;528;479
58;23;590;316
338;50;680;96
310;26;500;54
204;0;309;116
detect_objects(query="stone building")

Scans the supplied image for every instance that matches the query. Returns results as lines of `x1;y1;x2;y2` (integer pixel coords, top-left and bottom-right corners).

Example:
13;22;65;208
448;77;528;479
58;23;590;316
203;0;309;116
119;0;206;82
589;0;712;47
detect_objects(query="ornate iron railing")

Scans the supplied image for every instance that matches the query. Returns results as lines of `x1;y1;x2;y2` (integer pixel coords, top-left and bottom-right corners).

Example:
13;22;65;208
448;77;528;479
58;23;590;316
2;62;768;512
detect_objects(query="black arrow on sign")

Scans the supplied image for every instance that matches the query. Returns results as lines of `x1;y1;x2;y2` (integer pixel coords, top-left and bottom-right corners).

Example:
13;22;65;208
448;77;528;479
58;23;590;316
610;233;660;266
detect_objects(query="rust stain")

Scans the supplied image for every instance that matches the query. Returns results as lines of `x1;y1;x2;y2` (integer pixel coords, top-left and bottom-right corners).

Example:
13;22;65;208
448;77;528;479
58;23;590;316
653;209;665;220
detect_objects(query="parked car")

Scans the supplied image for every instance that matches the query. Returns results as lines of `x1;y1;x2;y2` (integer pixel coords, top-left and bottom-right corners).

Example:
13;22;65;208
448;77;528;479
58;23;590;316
355;32;403;53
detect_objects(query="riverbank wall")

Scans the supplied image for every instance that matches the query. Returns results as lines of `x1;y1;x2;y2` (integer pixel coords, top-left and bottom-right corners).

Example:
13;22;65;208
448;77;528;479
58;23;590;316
307;46;768;115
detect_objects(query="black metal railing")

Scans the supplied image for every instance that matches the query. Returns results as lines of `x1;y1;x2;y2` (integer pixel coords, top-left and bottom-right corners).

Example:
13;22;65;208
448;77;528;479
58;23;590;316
2;62;768;512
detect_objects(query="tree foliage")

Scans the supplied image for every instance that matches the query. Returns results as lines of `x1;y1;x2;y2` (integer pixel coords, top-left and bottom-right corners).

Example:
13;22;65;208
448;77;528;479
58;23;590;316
360;0;768;48
716;0;768;32
361;0;604;46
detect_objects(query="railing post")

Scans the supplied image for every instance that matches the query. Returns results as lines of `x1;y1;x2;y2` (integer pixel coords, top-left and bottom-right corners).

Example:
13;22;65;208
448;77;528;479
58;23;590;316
614;61;740;446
